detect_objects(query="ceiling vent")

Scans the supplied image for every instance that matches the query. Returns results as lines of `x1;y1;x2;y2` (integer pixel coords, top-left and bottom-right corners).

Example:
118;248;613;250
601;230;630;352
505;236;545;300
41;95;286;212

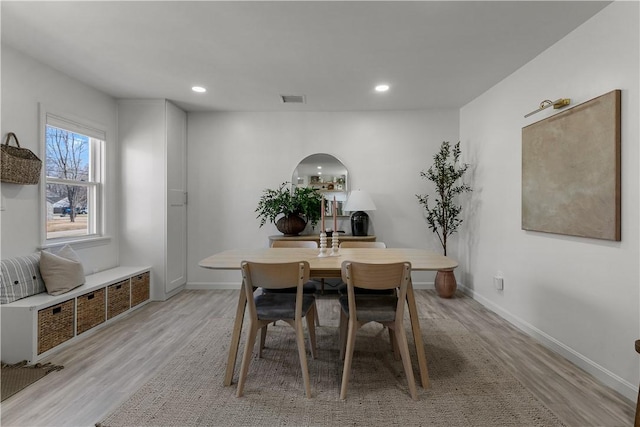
280;94;306;104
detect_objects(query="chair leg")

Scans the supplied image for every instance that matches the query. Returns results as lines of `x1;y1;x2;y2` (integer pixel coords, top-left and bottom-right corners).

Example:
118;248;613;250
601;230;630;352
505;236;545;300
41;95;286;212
340;319;358;400
388;327;400;360
259;325;267;358
236;323;259;397
305;305;318;359
295;318;313;398
393;323;418;401
314;308;320;327
339;310;348;360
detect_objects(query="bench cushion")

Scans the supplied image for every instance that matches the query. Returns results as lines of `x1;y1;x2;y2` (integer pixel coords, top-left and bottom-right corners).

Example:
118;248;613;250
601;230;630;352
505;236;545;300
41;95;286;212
0;253;46;304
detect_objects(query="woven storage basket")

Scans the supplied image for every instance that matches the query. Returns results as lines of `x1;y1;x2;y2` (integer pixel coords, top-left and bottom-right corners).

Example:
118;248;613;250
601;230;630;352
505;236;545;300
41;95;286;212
1;132;42;185
131;271;150;307
107;280;130;319
37;299;75;354
77;288;106;335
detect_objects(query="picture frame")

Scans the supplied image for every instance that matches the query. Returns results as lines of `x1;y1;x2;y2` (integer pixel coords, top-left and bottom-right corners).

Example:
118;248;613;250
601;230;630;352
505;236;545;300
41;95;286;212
521;89;621;241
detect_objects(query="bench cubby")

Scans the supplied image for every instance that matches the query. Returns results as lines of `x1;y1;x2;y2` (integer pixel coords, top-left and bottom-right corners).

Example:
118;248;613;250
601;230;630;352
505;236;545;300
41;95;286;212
1;266;151;363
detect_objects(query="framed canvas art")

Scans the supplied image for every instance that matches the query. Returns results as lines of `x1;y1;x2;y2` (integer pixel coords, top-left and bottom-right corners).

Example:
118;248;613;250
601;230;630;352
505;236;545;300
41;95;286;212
522;89;621;241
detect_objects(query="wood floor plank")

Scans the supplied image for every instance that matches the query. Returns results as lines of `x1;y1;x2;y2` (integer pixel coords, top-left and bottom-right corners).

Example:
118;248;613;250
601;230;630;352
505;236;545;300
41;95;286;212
0;290;634;427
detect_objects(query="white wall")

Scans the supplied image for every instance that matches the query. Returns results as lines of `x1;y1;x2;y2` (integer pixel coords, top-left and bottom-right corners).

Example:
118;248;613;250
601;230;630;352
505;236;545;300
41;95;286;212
187;110;459;286
458;2;639;400
1;45;119;273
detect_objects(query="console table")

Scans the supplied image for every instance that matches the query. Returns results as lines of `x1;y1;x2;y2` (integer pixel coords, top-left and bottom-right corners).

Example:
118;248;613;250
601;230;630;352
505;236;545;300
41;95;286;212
269;234;376;246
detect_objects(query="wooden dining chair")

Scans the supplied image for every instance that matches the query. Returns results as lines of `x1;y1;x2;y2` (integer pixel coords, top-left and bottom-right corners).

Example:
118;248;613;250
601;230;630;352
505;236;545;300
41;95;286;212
236;260;317;398
338;260;418;400
339;241;387;249
268;240;320;326
337;242;393;296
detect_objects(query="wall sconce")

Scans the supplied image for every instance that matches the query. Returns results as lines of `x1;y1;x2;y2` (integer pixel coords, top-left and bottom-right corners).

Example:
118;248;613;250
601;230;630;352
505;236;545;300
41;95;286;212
524;98;571;118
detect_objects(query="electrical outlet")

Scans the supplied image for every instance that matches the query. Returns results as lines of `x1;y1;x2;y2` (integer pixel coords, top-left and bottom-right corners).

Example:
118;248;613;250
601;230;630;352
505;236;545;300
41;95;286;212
493;271;504;290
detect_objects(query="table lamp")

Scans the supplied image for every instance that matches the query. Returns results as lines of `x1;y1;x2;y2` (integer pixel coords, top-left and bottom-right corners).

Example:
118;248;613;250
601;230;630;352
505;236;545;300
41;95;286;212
343;190;376;236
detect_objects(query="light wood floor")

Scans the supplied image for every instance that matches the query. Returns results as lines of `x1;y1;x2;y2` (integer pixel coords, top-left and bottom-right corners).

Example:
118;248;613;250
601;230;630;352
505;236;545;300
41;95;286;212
1;289;635;427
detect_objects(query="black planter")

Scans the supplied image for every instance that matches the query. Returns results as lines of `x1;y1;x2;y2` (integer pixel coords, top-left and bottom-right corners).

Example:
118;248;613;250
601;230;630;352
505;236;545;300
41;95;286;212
275;214;307;236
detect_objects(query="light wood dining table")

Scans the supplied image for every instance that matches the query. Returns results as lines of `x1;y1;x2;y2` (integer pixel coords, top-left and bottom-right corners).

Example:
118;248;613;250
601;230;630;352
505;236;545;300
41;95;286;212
198;247;458;389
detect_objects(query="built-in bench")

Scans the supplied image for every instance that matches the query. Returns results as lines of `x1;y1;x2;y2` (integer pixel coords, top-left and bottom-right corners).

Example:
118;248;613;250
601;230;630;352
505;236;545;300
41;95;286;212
1;265;151;363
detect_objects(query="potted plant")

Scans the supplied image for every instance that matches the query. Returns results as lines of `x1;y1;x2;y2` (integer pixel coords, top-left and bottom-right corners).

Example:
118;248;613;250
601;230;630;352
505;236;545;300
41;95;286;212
256;182;323;235
416;141;472;298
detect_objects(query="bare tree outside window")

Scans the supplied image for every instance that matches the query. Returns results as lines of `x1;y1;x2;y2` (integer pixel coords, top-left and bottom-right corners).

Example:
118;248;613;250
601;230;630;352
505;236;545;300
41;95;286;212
46;127;89;223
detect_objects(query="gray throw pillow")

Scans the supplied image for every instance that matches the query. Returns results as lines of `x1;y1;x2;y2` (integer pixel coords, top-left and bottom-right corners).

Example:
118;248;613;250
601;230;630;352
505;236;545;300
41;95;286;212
40;245;85;295
0;253;46;304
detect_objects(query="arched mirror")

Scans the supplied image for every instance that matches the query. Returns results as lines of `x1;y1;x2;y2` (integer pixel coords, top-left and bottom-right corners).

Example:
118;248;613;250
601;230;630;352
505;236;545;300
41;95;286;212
292;153;348;216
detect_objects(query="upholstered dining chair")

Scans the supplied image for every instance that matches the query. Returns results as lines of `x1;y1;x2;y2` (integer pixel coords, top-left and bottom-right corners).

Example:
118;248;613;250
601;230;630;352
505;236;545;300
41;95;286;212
339;241;387;249
236;260;318;398
338;260;418;400
337;242;394;296
268;240;320;326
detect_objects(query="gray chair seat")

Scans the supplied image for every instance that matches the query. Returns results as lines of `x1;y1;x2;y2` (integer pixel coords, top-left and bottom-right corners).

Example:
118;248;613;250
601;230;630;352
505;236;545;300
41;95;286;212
256;293;316;320
337;283;395;296
262;281;317;294
339;295;398;323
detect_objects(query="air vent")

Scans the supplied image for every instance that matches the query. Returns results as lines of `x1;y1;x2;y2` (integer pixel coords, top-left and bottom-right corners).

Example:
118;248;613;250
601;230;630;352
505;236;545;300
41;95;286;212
280;95;306;104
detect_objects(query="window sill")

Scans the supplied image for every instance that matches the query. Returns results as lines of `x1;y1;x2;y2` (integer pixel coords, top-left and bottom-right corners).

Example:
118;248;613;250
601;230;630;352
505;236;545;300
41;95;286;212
39;235;112;251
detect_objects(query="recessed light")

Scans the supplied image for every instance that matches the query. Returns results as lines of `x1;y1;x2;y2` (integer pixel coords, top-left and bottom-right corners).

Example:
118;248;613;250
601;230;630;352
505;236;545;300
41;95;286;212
192;86;207;93
375;84;390;92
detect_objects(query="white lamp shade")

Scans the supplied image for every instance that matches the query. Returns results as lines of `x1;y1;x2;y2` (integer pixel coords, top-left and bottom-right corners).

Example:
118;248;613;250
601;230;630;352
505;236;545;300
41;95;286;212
343;190;377;212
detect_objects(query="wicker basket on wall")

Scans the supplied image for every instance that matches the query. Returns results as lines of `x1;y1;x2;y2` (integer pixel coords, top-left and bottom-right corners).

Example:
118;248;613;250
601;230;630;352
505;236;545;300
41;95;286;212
1;132;42;185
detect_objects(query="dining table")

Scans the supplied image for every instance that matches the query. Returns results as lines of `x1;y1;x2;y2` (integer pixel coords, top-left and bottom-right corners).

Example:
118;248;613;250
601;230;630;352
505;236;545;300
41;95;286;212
198;247;458;389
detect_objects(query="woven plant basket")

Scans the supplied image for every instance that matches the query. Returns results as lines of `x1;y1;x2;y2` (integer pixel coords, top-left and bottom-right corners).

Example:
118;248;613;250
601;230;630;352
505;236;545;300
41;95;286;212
1;132;42;185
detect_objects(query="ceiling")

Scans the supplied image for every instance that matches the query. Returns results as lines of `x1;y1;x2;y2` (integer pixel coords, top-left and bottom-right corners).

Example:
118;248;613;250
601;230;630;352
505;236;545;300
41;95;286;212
1;1;611;113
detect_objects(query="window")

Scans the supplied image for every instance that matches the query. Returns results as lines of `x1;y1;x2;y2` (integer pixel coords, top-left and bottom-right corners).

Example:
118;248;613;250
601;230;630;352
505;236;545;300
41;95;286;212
43;110;104;242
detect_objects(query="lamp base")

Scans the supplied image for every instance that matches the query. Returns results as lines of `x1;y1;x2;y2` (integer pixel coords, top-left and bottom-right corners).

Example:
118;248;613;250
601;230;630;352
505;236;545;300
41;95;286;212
350;211;369;236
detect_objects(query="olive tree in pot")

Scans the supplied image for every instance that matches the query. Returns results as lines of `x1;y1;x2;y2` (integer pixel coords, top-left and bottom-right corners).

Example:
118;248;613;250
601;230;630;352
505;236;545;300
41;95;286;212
416;141;472;298
256;182;323;236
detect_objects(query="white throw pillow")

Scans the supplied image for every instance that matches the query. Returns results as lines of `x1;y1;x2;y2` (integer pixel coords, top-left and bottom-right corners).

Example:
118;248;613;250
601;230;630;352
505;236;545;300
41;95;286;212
39;245;85;295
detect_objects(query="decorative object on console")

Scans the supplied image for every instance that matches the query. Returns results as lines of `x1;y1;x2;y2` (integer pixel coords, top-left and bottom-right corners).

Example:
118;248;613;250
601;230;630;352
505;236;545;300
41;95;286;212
330;196;339;256
416;141;472;298
255;182;323;236
343;190;376;236
318;197;328;257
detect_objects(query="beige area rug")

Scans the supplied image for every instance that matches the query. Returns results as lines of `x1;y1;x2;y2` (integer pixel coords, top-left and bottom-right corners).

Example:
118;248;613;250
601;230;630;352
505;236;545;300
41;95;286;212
98;317;565;427
1;360;64;402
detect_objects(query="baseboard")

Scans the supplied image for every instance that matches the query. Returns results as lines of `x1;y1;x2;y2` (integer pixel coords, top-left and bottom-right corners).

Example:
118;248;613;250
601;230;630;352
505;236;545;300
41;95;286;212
458;284;637;402
410;281;435;290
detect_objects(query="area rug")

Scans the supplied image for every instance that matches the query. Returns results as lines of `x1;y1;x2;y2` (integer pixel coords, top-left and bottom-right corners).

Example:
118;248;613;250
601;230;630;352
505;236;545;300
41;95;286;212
1;360;64;402
98;317;565;427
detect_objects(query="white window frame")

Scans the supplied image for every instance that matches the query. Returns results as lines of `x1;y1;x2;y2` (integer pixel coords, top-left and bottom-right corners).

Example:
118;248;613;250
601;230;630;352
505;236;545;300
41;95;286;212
39;104;107;248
